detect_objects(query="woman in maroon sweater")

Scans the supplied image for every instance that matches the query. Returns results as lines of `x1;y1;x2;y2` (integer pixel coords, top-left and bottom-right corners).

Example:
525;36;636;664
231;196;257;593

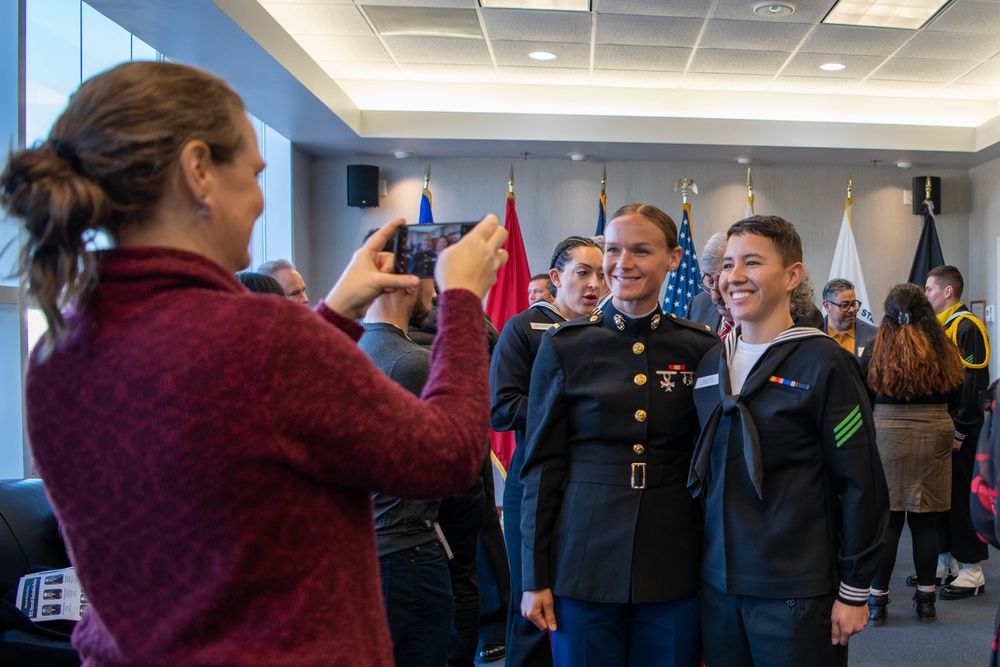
0;61;507;666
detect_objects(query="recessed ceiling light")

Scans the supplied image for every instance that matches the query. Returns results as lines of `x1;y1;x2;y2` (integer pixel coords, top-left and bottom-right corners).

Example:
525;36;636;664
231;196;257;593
753;2;796;17
819;63;847;71
567;152;589;161
823;0;949;30
529;51;557;61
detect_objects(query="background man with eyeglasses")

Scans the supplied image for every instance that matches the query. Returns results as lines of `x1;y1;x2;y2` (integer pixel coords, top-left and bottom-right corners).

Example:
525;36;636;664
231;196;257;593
686;232;736;337
822;278;877;358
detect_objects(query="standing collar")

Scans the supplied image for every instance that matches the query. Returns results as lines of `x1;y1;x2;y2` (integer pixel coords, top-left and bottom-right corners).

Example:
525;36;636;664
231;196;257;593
602;301;667;337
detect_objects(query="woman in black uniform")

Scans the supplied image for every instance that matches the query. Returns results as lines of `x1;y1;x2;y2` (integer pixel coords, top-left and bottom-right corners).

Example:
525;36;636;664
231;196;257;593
519;204;717;667
490;235;604;667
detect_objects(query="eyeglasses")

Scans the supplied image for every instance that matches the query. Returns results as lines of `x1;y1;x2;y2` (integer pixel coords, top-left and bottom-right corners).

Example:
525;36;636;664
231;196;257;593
699;274;720;294
828;299;862;312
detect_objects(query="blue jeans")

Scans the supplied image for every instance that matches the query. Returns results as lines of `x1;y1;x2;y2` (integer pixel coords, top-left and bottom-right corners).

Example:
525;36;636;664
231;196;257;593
380;540;454;667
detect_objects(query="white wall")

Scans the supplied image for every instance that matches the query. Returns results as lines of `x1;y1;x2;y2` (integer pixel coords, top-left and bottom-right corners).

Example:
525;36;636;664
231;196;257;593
308;155;972;327
968;155;1000;380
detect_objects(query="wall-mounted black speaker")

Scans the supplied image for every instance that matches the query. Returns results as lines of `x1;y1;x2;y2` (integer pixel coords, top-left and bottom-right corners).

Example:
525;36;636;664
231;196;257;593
348;164;379;208
912;176;941;215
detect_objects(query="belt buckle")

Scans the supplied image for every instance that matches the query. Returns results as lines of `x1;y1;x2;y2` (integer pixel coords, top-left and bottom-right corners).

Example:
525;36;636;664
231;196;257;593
631;462;646;489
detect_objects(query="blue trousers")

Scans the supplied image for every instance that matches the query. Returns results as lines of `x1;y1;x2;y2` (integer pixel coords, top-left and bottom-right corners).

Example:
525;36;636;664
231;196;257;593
380;541;453;667
550;595;701;667
700;583;847;667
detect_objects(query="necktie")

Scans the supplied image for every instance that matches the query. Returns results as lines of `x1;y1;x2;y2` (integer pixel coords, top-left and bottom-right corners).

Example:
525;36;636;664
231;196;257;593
718;319;733;339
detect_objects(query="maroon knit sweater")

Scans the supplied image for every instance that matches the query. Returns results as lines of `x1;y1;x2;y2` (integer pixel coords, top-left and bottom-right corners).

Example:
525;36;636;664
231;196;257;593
25;247;490;666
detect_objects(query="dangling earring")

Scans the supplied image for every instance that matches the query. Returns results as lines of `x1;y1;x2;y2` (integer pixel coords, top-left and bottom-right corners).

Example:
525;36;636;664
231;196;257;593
196;195;209;218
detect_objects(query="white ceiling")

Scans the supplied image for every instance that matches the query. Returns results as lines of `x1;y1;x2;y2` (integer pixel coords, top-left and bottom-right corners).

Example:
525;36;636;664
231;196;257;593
89;0;1000;167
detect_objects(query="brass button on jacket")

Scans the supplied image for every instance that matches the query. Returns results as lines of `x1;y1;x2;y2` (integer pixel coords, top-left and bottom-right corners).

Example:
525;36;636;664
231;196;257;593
634;374;647;386
634;410;647;422
632;342;645;355
633;444;645;455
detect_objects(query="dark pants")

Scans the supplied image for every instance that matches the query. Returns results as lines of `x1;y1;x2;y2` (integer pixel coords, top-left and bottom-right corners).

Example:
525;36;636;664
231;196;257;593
380;541;453;667
941;430;990;564
477;462;510;651
550;595;701;667
700;583;847;667
503;449;553;667
439;467;486;667
873;511;942;589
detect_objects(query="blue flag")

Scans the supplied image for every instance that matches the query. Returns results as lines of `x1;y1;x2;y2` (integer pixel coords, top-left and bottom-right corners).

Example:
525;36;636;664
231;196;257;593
595;191;606;235
663;203;701;316
418;187;433;224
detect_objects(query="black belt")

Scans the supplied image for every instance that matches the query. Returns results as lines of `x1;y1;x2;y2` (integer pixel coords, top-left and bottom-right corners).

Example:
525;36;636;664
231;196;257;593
566;462;686;490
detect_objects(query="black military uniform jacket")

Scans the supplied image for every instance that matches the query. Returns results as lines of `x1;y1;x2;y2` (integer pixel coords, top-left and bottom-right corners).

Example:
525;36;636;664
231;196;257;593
520;301;717;603
490;301;567;483
689;327;889;604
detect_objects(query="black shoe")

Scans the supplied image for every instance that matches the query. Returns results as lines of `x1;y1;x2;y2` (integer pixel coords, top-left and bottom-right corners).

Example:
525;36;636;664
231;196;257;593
913;590;937;623
905;574;955;587
939;582;985;600
478;645;505;663
868;594;889;627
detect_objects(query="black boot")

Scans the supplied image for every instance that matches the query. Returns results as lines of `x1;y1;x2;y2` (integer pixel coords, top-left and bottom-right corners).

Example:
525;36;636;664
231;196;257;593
913;590;936;623
868;594;889;626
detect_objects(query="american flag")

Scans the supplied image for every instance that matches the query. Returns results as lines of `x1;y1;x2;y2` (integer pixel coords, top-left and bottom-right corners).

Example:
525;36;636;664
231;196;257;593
663;203;701;316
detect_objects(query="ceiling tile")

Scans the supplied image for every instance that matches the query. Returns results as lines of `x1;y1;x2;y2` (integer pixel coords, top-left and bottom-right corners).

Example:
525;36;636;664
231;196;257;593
896;30;1000;61
927;0;1000;34
798;24;913;56
295;34;392;62
589;69;682;87
595;14;703;47
595;0;711;18
262;3;373;36
262;0;354;4
383;35;493;64
682;72;773;91
689;48;790;75
594;44;691;71
481;8;592;42
871;57;978;82
497;67;592;84
699;18;812;51
492;40;591;68
710;0;829;23
781;53;886;78
956;61;1000;85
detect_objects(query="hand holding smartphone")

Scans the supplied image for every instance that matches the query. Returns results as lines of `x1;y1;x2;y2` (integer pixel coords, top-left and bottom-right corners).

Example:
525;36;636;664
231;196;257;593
393;222;477;278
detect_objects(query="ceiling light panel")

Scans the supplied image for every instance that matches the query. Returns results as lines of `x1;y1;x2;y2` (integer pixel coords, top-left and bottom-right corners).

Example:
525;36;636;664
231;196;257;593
823;0;950;30
479;0;590;10
363;6;483;38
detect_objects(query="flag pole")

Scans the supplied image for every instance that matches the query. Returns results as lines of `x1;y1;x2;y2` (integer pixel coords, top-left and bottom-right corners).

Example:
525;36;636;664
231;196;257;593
424;160;430;190
746;167;753;207
508;164;514;195
846;173;853;228
601;164;606;196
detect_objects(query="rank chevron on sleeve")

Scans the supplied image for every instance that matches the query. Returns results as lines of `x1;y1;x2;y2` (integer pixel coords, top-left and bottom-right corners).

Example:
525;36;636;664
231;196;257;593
834;406;863;448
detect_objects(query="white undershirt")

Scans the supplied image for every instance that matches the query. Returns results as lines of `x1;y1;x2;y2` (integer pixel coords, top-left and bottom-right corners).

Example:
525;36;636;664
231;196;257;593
729;337;771;393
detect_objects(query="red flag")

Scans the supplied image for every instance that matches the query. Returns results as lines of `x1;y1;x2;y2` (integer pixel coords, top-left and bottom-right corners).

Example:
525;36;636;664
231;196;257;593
485;191;530;475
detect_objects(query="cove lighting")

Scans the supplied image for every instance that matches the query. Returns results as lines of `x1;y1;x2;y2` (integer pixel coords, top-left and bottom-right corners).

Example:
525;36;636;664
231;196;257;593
823;0;950;30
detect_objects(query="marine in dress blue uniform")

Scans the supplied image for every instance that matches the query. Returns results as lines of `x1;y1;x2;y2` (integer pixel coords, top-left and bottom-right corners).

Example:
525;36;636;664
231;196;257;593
520;300;717;667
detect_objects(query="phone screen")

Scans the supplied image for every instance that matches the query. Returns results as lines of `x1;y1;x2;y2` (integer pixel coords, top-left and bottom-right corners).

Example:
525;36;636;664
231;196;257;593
394;223;477;277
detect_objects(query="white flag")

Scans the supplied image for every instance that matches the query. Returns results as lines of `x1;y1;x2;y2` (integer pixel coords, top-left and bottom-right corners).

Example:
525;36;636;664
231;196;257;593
829;199;874;324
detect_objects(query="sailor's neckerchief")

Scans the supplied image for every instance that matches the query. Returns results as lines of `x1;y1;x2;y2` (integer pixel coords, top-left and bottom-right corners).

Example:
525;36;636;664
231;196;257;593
688;325;830;500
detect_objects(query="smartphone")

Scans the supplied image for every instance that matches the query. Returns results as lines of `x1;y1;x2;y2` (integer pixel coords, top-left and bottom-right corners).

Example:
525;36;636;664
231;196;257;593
394;222;477;278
